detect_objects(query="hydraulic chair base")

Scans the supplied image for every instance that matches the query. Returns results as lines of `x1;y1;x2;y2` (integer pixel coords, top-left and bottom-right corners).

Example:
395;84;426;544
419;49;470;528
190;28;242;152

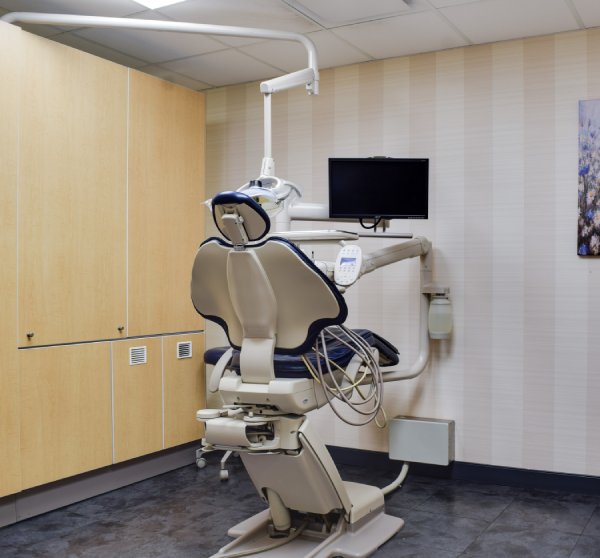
201;414;404;558
211;506;404;558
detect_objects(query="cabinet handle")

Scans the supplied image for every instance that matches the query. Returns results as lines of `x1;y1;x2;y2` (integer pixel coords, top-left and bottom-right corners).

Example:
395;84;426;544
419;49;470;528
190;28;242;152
26;332;35;339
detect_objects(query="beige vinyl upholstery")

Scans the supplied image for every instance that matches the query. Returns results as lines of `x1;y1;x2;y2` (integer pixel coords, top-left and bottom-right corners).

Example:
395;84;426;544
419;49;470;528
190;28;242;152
191;237;346;355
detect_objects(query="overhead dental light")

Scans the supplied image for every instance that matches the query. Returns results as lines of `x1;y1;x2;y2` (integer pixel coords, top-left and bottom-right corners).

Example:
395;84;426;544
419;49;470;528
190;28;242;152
238;178;301;218
132;0;186;9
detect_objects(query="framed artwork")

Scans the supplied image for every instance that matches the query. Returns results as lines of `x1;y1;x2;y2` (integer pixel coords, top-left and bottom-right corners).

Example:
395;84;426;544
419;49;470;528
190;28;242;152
579;99;600;256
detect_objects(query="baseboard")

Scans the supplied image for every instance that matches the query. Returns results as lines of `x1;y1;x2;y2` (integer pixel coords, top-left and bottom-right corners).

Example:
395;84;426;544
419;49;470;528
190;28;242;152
0;442;199;528
327;445;600;495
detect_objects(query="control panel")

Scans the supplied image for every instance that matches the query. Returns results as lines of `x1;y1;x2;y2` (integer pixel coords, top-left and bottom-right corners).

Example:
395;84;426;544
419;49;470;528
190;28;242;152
334;244;362;287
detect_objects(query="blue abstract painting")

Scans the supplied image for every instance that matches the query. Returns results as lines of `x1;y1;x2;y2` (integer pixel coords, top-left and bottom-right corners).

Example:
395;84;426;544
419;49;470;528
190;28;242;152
579;99;600;256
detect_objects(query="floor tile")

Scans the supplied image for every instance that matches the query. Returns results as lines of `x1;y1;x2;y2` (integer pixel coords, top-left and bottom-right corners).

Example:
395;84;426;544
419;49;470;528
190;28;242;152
583;507;600;538
391;509;489;553
373;537;462;557
569;534;600;557
0;507;94;549
385;477;440;510
2;461;599;558
492;491;597;535
462;523;580;558
415;485;514;522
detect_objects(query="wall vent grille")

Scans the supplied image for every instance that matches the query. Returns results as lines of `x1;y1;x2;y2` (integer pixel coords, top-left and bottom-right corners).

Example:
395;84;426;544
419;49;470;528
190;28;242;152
129;346;147;366
177;341;192;359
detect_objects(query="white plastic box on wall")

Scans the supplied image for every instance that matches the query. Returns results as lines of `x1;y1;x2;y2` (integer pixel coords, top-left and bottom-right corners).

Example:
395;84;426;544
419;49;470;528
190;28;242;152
389;416;455;466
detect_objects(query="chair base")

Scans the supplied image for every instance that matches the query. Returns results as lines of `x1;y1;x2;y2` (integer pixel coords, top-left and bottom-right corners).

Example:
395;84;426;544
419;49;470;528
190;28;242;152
209;507;404;558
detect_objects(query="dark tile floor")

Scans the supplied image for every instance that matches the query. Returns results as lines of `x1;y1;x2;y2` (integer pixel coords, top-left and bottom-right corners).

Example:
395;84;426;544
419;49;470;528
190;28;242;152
1;456;599;557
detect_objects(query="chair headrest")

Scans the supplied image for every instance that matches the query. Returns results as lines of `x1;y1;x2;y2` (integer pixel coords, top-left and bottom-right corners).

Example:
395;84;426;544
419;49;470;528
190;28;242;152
212;191;270;244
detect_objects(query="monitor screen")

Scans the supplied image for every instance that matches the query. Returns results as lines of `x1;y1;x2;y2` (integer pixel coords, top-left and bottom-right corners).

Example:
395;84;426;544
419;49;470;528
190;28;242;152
328;158;429;220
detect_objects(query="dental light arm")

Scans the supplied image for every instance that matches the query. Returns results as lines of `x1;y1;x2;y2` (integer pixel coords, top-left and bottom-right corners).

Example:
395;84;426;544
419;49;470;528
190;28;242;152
350;237;434;382
360;237;431;277
260;67;317;95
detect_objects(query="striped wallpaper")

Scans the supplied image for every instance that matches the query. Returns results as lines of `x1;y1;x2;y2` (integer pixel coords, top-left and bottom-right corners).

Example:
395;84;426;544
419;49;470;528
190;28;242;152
205;28;600;476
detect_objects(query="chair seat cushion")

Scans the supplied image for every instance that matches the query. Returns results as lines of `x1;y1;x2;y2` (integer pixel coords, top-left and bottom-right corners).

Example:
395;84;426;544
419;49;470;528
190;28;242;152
204;329;399;379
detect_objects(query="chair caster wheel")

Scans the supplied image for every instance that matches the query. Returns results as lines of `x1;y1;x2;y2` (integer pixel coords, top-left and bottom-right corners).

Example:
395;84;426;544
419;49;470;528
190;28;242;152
196;458;207;469
220;469;229;481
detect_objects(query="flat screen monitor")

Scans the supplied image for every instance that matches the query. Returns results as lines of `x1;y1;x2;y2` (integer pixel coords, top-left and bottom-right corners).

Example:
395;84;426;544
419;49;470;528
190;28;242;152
328;157;429;220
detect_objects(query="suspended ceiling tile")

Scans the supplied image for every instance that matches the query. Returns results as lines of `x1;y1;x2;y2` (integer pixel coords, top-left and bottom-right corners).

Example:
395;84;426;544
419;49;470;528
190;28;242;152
156;0;320;47
332;10;467;59
0;0;147;36
242;30;370;73
51;31;148;68
571;0;600;28
74;10;225;64
440;0;580;44
307;30;372;68
0;4;65;37
284;0;411;27
137;64;212;90
156;0;320;34
428;0;483;7
162;48;281;86
0;0;145;17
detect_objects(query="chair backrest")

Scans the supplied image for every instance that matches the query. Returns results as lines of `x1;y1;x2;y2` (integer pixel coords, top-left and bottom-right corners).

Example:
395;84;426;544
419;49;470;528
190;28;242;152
191;192;347;383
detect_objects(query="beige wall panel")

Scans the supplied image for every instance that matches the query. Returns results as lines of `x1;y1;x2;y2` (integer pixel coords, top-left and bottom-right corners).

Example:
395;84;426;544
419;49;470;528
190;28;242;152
113;337;163;462
163;334;205;448
19;33;127;346
205;29;600;475
20;343;112;489
0;21;21;497
128;71;205;337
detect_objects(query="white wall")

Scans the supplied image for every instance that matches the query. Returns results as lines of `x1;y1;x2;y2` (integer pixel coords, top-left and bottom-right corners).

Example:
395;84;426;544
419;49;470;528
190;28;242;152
205;29;600;476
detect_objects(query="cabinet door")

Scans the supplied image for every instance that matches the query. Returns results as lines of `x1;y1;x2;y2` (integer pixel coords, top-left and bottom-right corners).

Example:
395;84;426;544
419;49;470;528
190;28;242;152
163;334;205;448
0;21;21;497
128;70;205;337
18;34;127;346
20;343;113;490
113;338;163;463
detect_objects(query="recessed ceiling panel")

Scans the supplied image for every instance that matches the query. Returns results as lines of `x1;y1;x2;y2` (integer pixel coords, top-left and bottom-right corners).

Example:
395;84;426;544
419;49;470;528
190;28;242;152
333;10;467;59
0;0;148;36
162;49;281;87
156;0;319;33
286;0;411;27
428;0;482;7
242;30;371;73
0;0;145;17
74;11;225;64
571;0;600;28
440;0;580;44
136;64;212;90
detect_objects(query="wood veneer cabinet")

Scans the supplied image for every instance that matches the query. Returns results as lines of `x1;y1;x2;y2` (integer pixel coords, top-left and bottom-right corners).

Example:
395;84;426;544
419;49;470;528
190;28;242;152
20;343;113;490
128;70;205;337
163;333;205;448
18;33;128;347
112;338;163;463
0;25;206;498
0;21;21;498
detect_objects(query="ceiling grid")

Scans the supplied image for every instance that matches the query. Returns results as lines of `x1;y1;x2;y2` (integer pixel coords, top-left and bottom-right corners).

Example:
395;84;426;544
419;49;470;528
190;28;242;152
0;0;596;89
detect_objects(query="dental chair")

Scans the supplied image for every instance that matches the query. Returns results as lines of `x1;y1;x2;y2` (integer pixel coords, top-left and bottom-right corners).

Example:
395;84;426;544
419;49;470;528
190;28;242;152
191;191;404;558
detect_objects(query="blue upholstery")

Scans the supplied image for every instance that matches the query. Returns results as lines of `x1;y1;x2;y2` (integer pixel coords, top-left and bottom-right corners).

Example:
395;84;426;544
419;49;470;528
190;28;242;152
204;329;399;379
211;191;270;242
